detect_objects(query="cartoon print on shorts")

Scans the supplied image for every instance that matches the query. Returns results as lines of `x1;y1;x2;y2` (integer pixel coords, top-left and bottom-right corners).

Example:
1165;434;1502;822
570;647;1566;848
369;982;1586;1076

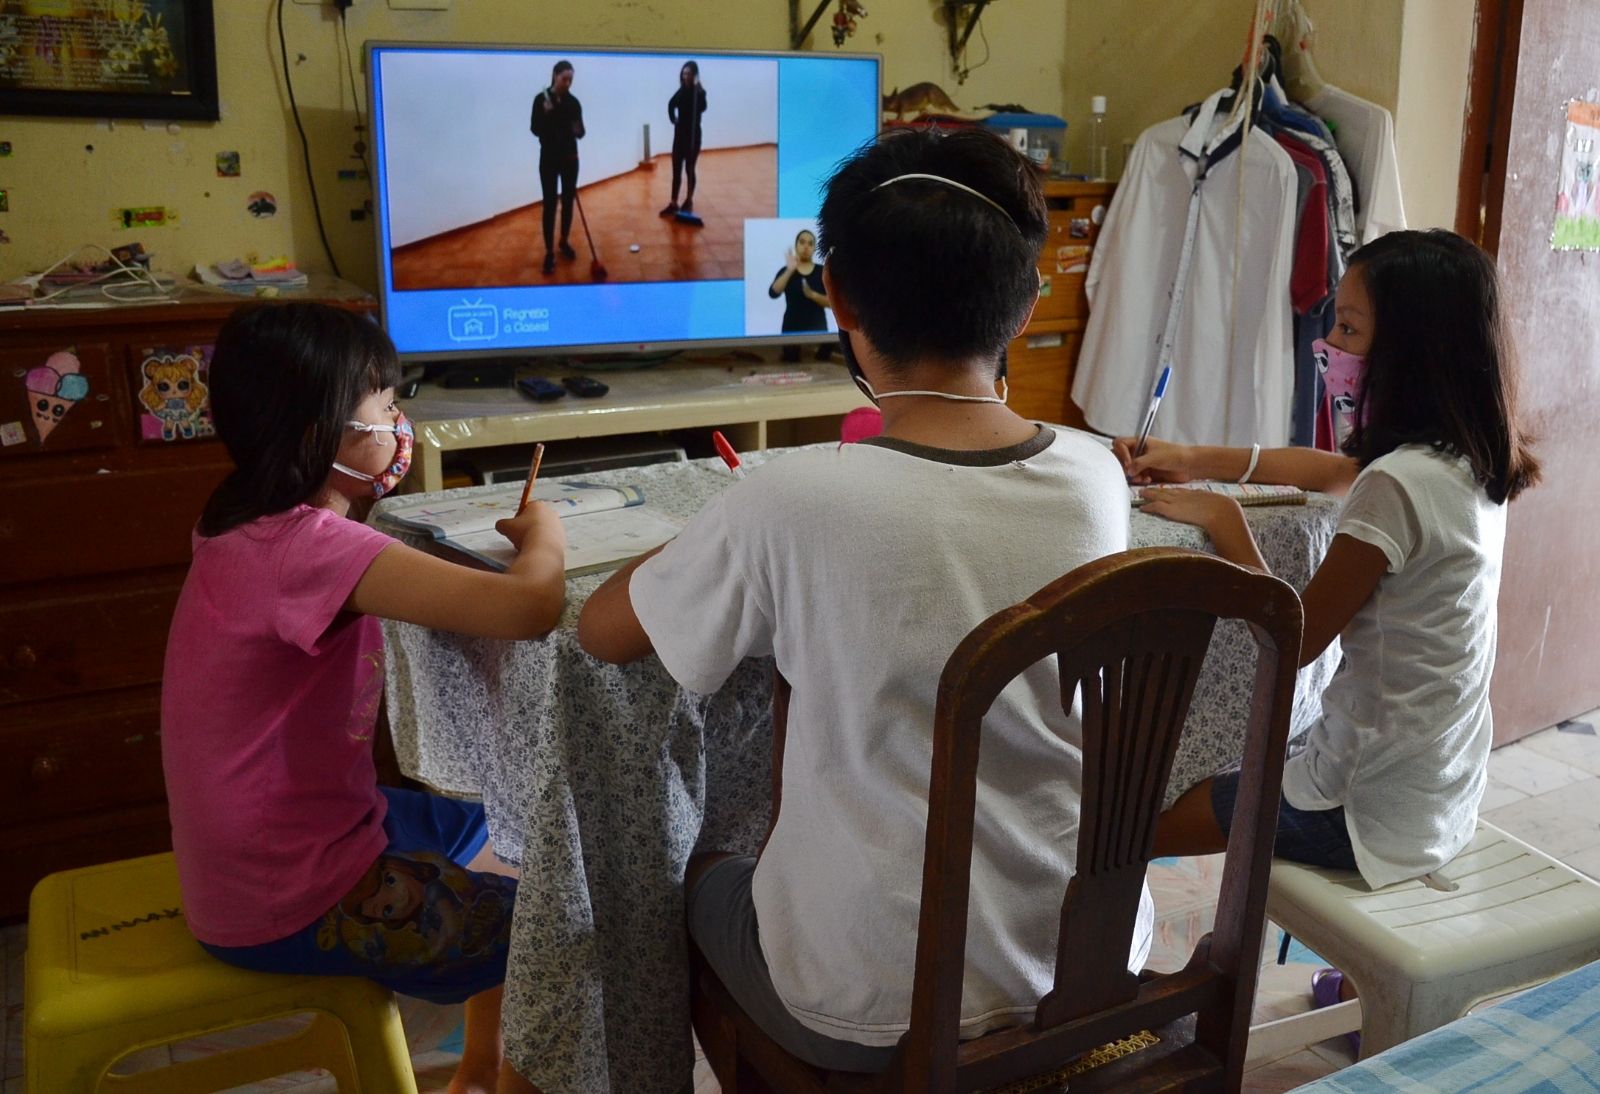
316;850;515;969
137;347;215;441
24;350;90;444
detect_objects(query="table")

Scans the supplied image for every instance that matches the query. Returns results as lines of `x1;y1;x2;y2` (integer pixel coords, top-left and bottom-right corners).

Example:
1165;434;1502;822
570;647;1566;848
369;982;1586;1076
376;449;1342;1094
397;359;871;492
1293;959;1600;1093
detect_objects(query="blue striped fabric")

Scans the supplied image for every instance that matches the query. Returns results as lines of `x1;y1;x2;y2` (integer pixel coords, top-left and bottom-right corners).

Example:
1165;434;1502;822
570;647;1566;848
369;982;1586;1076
1294;960;1600;1093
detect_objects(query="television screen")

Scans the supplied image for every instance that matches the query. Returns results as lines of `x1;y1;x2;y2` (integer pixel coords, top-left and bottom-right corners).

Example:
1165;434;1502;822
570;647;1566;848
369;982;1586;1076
368;43;880;358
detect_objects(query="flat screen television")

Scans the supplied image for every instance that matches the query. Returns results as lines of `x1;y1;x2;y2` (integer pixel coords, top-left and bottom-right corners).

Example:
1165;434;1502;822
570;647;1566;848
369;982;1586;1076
367;43;881;359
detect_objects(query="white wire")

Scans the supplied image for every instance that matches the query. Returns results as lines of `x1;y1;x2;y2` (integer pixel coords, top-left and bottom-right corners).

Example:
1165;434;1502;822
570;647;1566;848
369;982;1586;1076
20;243;180;306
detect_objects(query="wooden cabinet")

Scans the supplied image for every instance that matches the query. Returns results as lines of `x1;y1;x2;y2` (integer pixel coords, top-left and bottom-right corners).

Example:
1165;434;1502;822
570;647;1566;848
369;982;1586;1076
1006;181;1114;429
0;279;375;919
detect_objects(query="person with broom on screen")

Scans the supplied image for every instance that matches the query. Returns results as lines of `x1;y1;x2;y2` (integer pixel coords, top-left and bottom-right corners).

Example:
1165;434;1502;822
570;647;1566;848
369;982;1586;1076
531;60;585;276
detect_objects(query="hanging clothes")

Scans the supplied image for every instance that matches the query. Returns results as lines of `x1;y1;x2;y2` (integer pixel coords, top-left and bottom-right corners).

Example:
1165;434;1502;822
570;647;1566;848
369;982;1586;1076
1306;85;1407;242
1261;84;1359;258
1075;89;1299;448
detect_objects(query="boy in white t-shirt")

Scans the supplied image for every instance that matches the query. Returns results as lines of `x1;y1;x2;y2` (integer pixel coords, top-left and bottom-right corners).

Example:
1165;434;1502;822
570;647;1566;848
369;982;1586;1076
578;128;1152;1072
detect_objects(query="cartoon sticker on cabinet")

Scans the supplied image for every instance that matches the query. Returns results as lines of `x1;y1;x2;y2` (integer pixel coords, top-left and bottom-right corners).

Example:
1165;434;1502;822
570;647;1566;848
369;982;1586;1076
136;346;215;441
24;350;89;443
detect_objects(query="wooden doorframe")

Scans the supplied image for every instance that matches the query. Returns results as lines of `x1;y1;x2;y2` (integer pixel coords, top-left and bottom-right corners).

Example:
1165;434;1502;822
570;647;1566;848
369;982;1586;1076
1455;0;1527;252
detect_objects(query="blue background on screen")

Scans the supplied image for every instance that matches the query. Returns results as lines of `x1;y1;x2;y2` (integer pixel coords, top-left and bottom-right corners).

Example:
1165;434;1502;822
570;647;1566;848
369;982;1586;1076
374;50;878;356
777;56;879;217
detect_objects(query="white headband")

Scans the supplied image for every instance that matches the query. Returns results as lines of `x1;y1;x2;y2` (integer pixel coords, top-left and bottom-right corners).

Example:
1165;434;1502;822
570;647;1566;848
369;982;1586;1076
871;173;1017;226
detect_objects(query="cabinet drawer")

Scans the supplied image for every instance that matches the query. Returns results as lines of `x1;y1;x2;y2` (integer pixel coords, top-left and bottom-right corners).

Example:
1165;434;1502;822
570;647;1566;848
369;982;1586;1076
0;460;230;585
0;689;167;829
1036;210;1096;321
0;570;186;706
1008;329;1087;429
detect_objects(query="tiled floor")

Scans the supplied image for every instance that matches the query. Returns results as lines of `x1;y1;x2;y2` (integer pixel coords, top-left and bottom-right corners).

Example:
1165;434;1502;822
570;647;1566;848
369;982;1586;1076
7;712;1600;1092
391;145;776;290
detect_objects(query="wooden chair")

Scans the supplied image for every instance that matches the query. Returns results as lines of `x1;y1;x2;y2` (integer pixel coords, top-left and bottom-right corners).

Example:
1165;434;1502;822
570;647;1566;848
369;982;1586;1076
692;547;1303;1094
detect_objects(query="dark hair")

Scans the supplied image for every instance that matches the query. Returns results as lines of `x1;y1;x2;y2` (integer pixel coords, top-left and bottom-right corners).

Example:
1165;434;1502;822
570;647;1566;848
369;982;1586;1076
681;60;699;77
198;303;401;536
817;126;1047;371
1342;229;1539;504
795;228;815;245
553;59;573;78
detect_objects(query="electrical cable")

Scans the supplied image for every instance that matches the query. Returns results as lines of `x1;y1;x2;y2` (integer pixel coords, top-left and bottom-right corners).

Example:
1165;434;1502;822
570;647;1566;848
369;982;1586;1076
338;8;372;183
961;12;991;82
20;244;178;306
277;0;341;278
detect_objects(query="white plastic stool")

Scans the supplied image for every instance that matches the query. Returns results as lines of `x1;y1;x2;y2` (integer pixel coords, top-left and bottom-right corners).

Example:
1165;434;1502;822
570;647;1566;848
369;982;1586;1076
1261;820;1600;1059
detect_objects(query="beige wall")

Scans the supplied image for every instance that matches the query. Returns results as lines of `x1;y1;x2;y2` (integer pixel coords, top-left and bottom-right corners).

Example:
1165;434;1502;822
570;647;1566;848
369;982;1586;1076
1394;0;1475;228
0;0;1470;288
1061;0;1472;230
0;0;1067;290
1062;2;1252;176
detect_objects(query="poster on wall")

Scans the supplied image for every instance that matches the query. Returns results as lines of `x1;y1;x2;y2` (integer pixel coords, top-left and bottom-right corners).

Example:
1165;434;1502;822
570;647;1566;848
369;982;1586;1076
1553;100;1600;251
0;0;218;121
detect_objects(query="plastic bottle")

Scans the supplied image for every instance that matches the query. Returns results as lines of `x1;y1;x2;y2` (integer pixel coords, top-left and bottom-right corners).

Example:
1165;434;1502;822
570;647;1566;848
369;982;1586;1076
1089;96;1108;181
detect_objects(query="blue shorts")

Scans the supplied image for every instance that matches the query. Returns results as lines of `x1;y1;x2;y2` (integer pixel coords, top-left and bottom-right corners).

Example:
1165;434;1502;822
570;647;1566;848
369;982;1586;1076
1210;767;1358;872
201;787;516;1004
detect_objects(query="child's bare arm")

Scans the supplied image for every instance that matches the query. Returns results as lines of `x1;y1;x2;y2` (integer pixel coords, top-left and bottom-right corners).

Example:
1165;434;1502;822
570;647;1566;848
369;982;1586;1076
1114;438;1361;496
1136;492;1386;668
346;503;567;639
576;546;665;664
1298;534;1388;664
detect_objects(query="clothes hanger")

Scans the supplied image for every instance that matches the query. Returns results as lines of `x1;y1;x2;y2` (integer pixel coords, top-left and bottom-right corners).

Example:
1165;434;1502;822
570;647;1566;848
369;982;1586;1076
1269;0;1327;102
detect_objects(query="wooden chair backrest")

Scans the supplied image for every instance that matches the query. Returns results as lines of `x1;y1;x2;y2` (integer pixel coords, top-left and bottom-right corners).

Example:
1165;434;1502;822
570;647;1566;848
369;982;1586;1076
890;547;1303;1094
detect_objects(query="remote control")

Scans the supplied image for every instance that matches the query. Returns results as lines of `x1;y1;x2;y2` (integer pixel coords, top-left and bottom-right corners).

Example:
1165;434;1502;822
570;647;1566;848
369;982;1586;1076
562;375;609;398
516;377;567;402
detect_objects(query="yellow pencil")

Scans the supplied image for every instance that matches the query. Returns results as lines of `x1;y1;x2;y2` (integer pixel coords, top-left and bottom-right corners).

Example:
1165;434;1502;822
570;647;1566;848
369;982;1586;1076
516;443;545;515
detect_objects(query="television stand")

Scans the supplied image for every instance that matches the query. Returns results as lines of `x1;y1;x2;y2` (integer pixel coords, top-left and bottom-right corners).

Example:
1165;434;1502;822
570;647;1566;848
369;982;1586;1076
397;346;866;492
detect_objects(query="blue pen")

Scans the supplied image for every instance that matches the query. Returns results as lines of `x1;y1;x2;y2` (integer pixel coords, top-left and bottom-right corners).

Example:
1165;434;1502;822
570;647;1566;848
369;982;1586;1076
1133;366;1171;459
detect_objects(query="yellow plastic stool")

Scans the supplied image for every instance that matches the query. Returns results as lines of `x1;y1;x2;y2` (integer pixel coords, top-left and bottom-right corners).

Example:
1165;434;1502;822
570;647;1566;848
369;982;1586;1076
24;852;418;1094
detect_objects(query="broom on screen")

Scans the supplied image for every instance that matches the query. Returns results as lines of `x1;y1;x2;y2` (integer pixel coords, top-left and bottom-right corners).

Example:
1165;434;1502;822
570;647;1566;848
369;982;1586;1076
573;191;608;281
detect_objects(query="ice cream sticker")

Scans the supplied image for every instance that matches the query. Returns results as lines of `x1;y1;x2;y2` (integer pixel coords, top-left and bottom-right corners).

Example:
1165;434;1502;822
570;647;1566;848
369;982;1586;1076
25;351;89;443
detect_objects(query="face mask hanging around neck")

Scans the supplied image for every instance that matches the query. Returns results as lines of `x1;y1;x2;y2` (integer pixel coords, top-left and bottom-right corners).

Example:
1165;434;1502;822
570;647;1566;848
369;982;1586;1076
837;331;1009;407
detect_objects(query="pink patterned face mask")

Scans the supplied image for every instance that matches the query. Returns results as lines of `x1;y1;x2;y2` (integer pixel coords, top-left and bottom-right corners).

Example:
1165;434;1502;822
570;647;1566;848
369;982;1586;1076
1313;338;1368;434
333;413;414;497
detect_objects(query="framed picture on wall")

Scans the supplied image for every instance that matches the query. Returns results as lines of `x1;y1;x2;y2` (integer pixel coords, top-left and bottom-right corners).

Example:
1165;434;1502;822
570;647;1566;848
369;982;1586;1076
0;0;219;121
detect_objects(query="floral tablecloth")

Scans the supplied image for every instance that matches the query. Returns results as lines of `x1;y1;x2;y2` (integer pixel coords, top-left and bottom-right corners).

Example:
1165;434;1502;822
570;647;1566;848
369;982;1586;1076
375;447;1341;1094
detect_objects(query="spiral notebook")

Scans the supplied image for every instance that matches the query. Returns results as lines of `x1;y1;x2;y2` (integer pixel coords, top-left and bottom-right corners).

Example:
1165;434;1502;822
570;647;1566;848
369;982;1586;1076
1130;482;1308;507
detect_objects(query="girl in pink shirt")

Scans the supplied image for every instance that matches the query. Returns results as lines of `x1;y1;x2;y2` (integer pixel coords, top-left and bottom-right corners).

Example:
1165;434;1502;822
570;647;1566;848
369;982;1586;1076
163;303;563;1094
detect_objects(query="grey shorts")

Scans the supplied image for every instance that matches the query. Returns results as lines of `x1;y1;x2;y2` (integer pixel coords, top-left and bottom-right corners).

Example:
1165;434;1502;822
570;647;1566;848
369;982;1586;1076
687;855;896;1074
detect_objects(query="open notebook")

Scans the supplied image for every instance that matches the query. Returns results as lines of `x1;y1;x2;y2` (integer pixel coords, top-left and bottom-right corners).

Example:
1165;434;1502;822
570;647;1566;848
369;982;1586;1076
380;481;683;576
1130;481;1307;507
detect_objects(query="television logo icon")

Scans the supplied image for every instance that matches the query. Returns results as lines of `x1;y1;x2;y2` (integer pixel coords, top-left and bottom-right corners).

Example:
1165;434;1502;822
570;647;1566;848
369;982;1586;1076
448;301;498;342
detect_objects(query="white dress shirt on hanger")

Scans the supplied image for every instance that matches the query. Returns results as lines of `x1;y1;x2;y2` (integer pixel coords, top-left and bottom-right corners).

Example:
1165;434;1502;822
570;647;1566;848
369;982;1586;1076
1306;84;1407;243
1074;91;1299;448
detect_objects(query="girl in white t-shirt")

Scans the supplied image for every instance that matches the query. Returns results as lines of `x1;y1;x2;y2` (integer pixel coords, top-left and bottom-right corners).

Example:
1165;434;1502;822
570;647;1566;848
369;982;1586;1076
1120;230;1540;896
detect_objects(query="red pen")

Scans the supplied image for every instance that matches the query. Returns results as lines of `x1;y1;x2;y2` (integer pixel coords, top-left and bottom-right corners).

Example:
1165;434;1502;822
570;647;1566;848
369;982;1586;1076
712;430;746;480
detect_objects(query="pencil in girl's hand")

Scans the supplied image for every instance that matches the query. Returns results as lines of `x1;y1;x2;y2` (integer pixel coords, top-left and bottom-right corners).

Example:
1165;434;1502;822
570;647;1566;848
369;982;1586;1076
516;443;546;515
